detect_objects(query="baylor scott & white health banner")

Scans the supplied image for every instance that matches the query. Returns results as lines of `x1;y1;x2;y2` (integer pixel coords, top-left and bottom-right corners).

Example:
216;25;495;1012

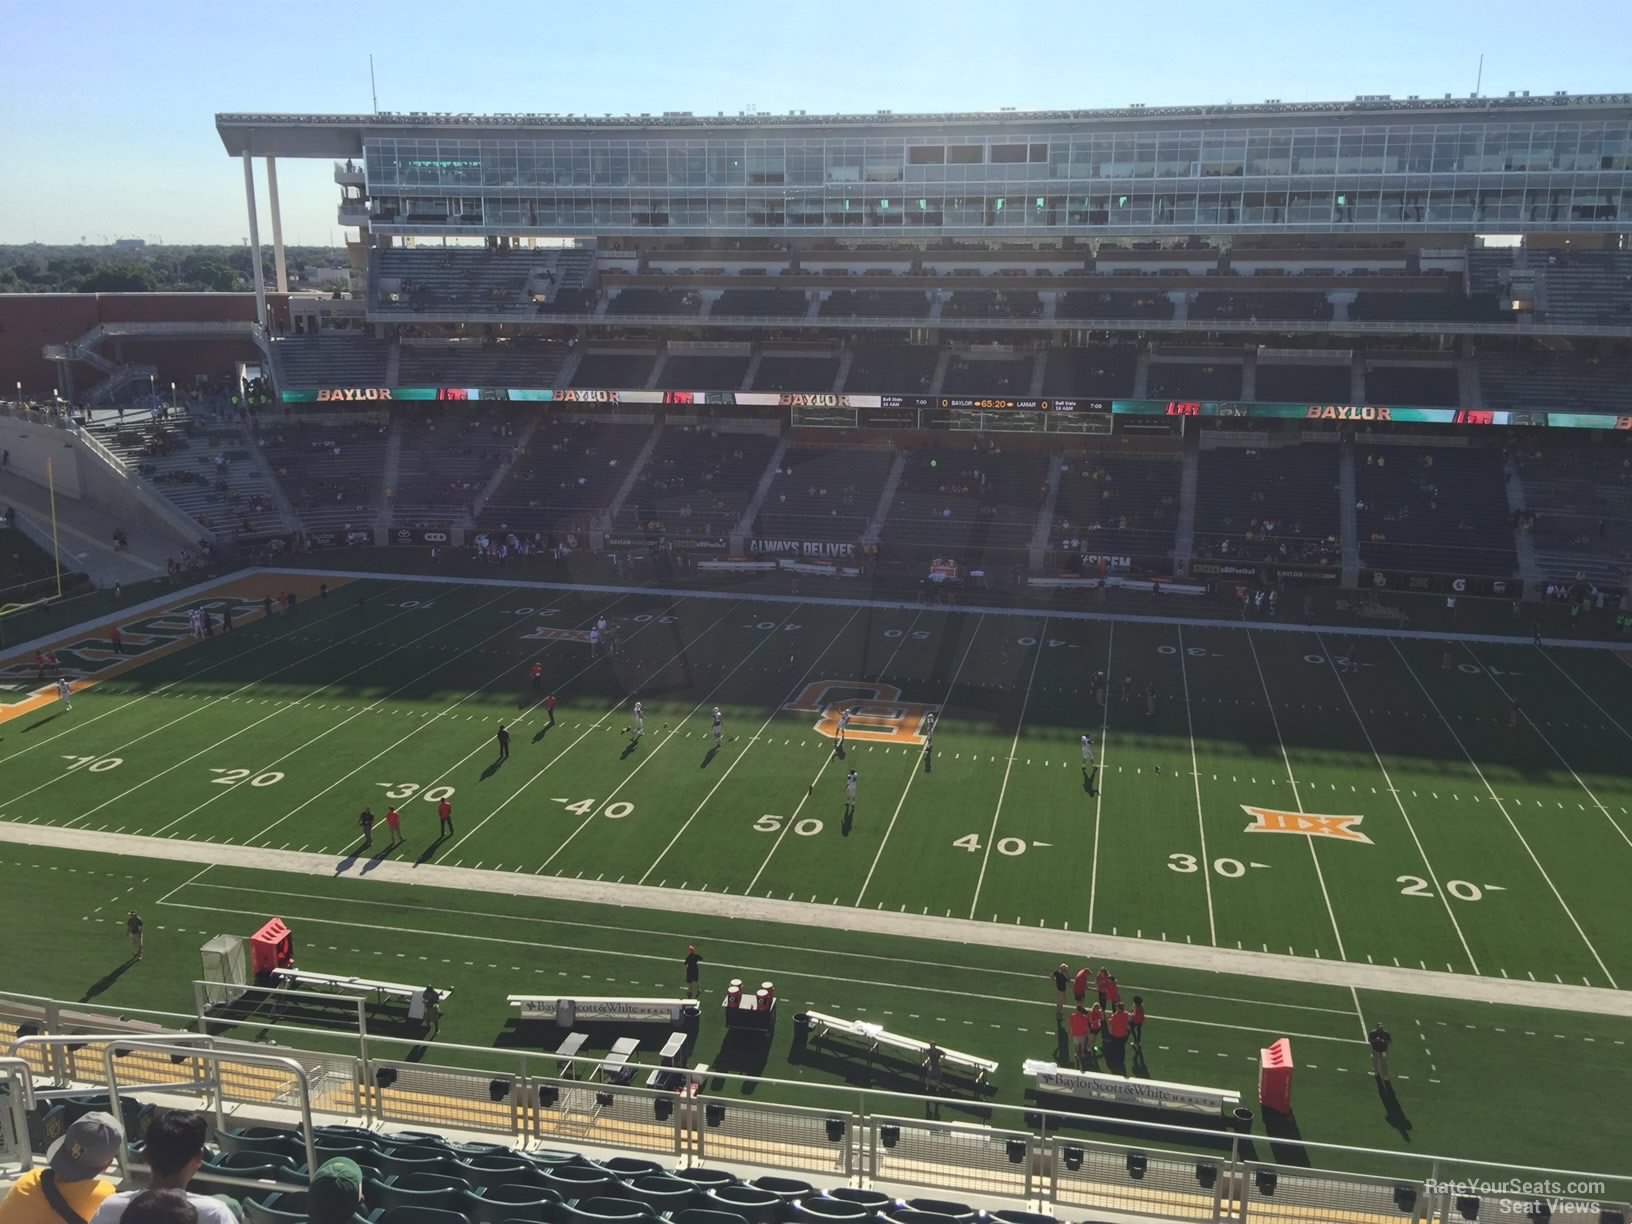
750;539;856;559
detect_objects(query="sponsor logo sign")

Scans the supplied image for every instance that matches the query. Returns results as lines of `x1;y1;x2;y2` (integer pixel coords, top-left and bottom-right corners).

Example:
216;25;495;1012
786;681;938;746
751;539;856;559
1242;805;1373;844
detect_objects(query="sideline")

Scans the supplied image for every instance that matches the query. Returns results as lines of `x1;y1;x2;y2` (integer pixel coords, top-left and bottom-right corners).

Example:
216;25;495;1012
258;565;1628;652
4;821;1630;1020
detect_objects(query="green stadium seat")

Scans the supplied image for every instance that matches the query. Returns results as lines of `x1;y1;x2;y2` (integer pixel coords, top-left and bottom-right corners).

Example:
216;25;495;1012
456;1157;540;1190
243;1193;307;1224
886;1210;960;1224
523;1149;589;1172
541;1165;618;1196
623;1176;699;1213
600;1156;663;1181
559;1198;655;1224
750;1177;814;1202
826;1190;890;1212
672;1208;751;1224
905;1200;976;1222
673;1170;740;1192
706;1187;783;1224
365;1173;464;1212
991;1212;1056;1224
371;1148;459;1179
318;1125;383;1146
374;1208;470;1224
216;1127;305;1162
457;1185;563;1224
788;1200;870;1224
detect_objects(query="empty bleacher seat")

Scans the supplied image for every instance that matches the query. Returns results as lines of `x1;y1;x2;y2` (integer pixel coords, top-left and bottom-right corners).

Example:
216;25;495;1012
1147;362;1244;401
752;354;840;392
1194;444;1340;566
1356;446;1516;575
662;354;751;390
572;352;657;389
1364;365;1460;406
1041;347;1138;398
844;344;939;393
1052;454;1183;558
1255;363;1352;403
714;288;809;317
1058;290;1174;321
820;289;930;319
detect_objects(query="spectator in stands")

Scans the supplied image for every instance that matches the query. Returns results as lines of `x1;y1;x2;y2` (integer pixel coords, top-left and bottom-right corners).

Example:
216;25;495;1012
0;1112;124;1224
118;1192;195;1224
306;1159;364;1224
90;1109;237;1224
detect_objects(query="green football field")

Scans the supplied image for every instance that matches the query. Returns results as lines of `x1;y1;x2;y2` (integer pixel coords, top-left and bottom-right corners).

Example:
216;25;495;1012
3;569;1632;1175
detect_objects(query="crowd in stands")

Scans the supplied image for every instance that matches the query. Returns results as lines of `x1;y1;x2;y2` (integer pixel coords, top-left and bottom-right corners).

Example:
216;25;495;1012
620;427;776;536
260;422;387;532
1194;445;1341;567
1051;455;1181;559
756;446;888;542
1354;446;1517;575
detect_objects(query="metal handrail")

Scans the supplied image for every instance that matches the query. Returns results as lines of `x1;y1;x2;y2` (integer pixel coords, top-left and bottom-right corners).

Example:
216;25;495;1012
103;1042;319;1184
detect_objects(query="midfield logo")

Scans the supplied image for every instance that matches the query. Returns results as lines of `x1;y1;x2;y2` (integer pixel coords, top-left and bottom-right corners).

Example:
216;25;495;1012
785;681;938;746
1241;805;1373;844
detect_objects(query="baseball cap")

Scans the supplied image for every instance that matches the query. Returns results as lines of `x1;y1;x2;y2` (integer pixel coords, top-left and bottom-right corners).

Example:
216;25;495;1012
308;1157;363;1224
46;1111;124;1181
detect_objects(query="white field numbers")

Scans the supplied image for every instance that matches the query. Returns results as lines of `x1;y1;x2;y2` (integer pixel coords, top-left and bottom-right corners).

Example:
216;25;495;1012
209;767;283;786
1398;875;1496;902
955;833;1029;856
378;782;457;803
754;814;823;835
1167;853;1264;878
63;755;122;773
557;797;634;819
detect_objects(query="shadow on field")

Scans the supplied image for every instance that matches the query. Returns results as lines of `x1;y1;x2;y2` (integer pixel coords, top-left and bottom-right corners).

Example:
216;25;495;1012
80;958;138;1002
1377;1078;1412;1141
20;713;65;733
1262;1109;1312;1166
700;746;719;768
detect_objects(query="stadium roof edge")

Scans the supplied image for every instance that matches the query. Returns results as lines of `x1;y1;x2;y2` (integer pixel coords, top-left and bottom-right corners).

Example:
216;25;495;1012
215;92;1632;157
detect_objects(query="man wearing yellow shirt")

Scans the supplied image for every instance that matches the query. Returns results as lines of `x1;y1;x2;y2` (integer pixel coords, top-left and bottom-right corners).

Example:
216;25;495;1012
0;1112;123;1224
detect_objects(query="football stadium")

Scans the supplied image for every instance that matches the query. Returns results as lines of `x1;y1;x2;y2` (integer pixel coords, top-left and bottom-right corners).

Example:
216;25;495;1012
2;82;1631;1224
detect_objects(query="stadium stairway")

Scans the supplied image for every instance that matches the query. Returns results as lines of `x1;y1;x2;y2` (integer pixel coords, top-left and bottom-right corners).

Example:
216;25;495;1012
556;346;586;390
0;471;173;587
1338;436;1360;584
1239;350;1257;403
1132;349;1150;398
1505;461;1543;594
645;351;668;391
471;419;540;523
928;349;952;395
1029;454;1064;566
1173;432;1200;571
861;451;908;546
1028;350;1048;397
732;435;791;543
830;349;853;393
376;422;406;533
240;427;300;532
740;350;762;392
603;422;663;530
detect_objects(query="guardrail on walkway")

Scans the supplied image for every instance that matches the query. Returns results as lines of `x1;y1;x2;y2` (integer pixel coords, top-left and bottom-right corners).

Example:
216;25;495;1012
3;990;1628;1222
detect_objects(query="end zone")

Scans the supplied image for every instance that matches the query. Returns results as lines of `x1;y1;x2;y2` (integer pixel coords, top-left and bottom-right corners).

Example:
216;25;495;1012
0;573;349;724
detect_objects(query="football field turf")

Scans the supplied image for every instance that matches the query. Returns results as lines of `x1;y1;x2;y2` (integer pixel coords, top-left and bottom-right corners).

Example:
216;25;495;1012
3;568;1632;1171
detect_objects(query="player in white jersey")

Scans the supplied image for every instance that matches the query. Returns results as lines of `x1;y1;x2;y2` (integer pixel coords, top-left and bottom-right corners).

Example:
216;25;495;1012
844;769;858;812
632;701;645;736
56;677;72;710
836;706;852;748
1081;734;1094;765
711;706;723;744
922;712;936;753
597;615;608;634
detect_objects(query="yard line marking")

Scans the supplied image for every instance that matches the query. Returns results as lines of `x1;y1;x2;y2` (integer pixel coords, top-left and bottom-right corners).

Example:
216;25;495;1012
1245;628;1346;961
16;590;483;825
1087;622;1114;934
1317;633;1480;975
656;607;865;889
1541;650;1632;747
969;615;1048;919
240;591;649;847
1467;643;1632;853
151;590;568;838
446;599;750;858
855;614;986;907
1392;640;1616;988
539;604;805;872
0;579;422;771
1175;625;1216;946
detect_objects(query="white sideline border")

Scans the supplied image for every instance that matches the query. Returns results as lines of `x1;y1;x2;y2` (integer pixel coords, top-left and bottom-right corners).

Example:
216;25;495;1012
251;565;1628;652
4;821;1632;1021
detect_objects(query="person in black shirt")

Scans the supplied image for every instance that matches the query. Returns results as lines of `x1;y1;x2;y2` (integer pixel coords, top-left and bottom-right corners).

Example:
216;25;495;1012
1368;1022;1392;1081
684;946;701;999
357;806;375;848
1051;963;1070;1018
496;723;511;759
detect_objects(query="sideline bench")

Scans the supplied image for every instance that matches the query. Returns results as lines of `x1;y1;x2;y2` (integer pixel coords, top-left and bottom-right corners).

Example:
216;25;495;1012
508;995;700;1027
595;1036;640;1085
1024;1059;1242;1117
803;1010;998;1085
271;969;450;1016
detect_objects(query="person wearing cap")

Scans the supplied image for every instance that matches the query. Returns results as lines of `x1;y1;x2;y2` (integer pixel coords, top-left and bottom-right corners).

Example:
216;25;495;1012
90;1109;237;1224
0;1111;123;1224
684;946;701;999
306;1159;363;1224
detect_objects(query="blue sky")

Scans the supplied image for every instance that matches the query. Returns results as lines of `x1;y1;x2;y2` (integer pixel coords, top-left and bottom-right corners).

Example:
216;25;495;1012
2;0;1626;247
